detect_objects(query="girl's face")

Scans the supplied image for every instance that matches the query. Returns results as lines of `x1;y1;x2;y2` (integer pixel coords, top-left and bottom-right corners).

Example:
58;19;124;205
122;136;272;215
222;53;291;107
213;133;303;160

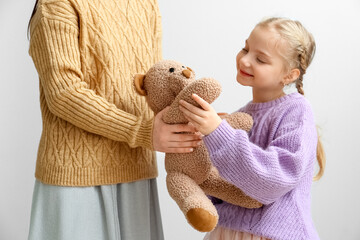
236;26;289;93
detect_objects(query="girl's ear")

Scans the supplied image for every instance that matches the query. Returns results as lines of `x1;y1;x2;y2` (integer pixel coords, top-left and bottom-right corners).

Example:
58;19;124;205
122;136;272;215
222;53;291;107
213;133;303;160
134;74;147;96
283;68;300;85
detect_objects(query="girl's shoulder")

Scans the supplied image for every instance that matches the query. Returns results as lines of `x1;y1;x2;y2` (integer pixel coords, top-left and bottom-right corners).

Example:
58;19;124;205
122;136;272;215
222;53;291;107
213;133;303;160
239;93;314;122
277;92;311;109
239;92;310;111
272;93;315;124
283;92;313;112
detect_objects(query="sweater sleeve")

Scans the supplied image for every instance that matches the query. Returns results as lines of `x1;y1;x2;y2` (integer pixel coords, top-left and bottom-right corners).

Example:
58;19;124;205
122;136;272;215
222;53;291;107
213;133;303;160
203;105;317;205
28;4;153;149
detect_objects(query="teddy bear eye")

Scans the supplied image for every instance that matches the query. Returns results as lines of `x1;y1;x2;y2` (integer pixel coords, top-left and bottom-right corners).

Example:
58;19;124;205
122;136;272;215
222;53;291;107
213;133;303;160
182;66;185;68
169;68;175;73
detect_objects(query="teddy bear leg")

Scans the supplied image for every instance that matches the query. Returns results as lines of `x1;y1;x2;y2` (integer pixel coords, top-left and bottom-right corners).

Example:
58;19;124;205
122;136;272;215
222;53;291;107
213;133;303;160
200;167;263;208
166;172;218;232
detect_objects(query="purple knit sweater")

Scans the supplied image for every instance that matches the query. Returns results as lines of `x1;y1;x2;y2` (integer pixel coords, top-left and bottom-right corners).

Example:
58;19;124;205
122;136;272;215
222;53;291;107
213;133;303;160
203;93;320;240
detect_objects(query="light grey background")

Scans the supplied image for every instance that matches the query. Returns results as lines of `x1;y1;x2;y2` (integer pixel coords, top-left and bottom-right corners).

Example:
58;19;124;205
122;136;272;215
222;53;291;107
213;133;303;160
1;0;359;239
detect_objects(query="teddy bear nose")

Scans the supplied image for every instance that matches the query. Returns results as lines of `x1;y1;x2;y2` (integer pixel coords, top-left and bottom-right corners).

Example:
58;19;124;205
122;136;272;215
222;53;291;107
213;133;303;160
182;69;192;78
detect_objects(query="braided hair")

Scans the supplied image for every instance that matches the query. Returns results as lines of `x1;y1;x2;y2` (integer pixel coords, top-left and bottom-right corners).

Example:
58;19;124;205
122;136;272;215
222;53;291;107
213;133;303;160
256;18;325;180
257;17;316;95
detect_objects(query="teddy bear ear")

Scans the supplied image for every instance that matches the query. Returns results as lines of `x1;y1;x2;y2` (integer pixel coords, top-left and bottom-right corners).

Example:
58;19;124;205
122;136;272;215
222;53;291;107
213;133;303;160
134;74;147;96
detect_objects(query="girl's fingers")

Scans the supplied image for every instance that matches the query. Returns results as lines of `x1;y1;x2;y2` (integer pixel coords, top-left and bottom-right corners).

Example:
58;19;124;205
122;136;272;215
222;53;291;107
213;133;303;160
192;94;210;111
179;99;206;117
179;105;202;126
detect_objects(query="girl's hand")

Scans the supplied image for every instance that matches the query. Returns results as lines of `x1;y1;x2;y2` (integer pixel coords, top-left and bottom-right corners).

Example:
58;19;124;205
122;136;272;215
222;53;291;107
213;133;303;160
153;107;202;153
179;94;222;136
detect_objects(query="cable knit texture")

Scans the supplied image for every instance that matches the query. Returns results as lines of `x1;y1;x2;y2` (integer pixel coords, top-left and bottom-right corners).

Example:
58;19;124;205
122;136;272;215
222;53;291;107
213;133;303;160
28;0;162;186
203;93;320;240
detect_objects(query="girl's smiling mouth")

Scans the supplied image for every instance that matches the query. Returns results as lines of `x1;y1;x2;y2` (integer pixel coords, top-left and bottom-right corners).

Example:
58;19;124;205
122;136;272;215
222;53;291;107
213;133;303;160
240;69;254;77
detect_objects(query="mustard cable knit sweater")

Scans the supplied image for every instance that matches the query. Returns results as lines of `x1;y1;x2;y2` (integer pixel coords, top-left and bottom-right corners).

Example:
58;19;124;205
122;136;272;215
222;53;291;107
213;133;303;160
28;0;162;186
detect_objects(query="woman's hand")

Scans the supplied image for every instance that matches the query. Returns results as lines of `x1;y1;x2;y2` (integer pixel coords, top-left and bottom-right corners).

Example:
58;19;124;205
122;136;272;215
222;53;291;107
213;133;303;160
153;107;202;153
179;94;222;136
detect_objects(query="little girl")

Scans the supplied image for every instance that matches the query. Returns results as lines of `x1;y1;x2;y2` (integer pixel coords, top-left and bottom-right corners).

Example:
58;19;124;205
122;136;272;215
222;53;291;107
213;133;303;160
179;17;325;240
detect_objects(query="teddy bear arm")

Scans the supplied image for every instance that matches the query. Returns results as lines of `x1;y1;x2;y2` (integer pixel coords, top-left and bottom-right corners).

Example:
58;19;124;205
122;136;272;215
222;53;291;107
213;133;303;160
224;112;254;132
181;77;222;105
200;113;262;208
200;167;263;208
162;78;222;124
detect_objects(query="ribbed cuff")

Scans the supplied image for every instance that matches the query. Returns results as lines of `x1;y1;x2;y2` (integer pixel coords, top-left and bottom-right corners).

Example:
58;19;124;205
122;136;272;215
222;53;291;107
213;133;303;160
135;117;154;150
36;162;158;186
203;120;237;154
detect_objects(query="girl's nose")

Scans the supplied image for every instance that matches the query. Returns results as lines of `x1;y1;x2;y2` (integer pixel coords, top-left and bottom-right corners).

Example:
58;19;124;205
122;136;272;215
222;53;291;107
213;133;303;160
239;55;251;67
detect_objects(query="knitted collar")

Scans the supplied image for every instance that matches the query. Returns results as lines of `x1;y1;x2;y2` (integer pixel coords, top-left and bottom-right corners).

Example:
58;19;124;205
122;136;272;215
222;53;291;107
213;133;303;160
245;92;302;111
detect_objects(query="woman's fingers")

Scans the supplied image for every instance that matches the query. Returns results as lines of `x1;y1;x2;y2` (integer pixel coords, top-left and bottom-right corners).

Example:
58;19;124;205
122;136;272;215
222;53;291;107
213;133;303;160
168;122;198;133
163;147;194;154
169;132;202;142
167;139;202;148
163;137;202;153
153;109;202;153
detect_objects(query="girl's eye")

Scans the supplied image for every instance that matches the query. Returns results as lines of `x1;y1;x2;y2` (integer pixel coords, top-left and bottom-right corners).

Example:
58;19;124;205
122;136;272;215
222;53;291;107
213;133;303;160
241;48;248;53
257;58;266;64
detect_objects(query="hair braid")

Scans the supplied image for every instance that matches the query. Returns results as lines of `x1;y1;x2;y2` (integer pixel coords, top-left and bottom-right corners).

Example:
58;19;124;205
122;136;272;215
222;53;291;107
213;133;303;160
257;18;316;96
257;17;325;181
296;76;304;95
296;46;307;95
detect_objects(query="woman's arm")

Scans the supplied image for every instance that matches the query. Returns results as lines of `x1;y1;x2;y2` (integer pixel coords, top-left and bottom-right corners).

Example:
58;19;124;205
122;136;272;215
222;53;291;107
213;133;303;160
29;1;200;152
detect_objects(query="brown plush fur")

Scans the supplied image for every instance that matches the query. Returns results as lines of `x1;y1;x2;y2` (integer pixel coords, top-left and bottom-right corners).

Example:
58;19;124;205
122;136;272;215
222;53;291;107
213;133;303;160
134;60;262;232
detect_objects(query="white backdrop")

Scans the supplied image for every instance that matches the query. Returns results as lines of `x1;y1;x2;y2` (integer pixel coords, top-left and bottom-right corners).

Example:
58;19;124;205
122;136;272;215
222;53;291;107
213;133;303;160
1;0;360;239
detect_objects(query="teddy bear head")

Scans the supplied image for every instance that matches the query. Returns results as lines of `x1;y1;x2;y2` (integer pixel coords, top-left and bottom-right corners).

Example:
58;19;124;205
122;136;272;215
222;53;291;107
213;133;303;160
134;60;197;114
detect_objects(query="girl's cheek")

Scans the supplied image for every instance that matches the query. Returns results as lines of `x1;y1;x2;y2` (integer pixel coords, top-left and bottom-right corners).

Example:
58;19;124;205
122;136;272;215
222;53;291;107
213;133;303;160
236;54;241;69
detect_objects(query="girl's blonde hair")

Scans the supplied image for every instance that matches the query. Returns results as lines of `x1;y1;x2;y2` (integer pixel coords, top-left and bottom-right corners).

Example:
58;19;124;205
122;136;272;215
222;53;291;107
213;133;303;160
257;17;325;181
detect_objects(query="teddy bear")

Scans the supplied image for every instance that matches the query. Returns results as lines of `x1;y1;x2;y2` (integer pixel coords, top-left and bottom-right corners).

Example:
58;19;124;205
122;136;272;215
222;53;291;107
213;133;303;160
134;60;262;232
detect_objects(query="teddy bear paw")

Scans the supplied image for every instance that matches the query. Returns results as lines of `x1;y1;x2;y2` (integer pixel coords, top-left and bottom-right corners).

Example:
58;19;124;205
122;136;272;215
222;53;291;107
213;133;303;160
186;208;218;232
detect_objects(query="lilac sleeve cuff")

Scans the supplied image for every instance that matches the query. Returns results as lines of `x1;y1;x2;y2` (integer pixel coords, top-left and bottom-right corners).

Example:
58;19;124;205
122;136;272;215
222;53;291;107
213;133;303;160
203;119;239;154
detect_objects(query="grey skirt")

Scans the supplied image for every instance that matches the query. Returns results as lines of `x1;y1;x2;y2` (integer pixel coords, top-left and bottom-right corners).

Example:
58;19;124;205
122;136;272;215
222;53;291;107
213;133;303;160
28;179;164;240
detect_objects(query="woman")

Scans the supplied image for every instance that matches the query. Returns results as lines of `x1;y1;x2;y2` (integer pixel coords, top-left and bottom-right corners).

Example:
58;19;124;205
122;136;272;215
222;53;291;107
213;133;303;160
27;0;201;239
